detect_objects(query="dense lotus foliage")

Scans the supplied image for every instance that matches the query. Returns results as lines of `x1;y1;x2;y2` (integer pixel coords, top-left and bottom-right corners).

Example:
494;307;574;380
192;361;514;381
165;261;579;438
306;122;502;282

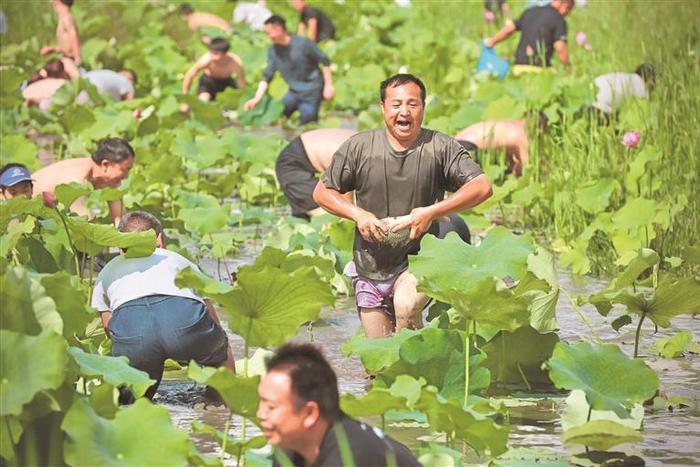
1;0;698;465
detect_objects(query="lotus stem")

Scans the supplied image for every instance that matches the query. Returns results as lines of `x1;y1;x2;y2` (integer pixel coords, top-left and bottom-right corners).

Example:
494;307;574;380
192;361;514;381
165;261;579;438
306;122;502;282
634;313;647;358
560;288;601;342
516;362;532;391
55;208;81;279
221;413;231;462
464;320;471;409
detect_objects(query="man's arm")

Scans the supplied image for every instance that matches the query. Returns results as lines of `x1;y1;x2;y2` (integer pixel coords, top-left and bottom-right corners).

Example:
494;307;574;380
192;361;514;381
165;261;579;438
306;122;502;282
297;21;306;37
554;40;569;67
244;50;275;110
108;199;123;226
243;81;269;110
230;53;248;88
485;21;516;48
313;181;388;242
182;57;208;94
99;311;113;336
321;65;334;100
67;15;81;63
392;174;492;240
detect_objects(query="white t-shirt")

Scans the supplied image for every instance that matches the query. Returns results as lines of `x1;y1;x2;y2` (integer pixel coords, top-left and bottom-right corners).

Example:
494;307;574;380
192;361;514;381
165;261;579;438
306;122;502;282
83;69;134;101
593;72;648;114
233;2;271;31
91;248;204;312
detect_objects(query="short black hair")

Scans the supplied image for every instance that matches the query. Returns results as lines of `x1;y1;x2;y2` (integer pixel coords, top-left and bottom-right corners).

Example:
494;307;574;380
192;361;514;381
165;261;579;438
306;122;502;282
264;15;287;30
59;0;74;6
179;3;193;15
118;211;163;237
209;37;230;53
91;138;135;164
380;73;426;103
266;343;341;421
635;63;656;91
122;68;137;85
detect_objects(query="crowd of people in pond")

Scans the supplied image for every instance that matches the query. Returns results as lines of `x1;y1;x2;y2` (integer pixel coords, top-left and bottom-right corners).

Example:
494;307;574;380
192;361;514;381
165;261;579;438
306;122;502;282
1;0;658;464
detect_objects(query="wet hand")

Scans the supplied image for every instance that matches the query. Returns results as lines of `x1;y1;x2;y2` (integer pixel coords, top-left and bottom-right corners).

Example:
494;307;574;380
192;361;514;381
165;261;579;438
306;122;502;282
323;84;334;100
391;206;435;240
243;98;259;111
355;211;389;243
40;46;54;56
484;38;495;48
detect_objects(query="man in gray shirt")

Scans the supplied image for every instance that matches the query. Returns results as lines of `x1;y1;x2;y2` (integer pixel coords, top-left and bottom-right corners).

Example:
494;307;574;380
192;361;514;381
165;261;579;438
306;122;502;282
244;15;334;124
593;64;655;114
313;74;492;338
82;68;136;101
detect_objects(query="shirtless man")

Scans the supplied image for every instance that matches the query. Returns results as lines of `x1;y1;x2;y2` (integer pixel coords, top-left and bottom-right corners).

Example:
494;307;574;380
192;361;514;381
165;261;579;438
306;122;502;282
40;0;81;79
179;3;233;34
32;138;135;225
454;119;529;176
276;128;356;219
182;38;246;102
22;59;70;110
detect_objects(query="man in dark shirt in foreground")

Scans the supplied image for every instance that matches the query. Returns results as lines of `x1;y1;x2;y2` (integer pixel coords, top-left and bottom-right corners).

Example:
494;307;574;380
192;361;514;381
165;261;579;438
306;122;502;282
486;0;573;74
259;343;420;467
244;15;334;124
313;74;492;338
292;0;336;43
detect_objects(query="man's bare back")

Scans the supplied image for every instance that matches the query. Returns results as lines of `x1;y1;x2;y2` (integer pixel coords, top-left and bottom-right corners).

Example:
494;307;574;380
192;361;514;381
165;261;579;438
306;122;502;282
300;128;356;173
32;158;94;216
185;12;232;32
454;119;529;176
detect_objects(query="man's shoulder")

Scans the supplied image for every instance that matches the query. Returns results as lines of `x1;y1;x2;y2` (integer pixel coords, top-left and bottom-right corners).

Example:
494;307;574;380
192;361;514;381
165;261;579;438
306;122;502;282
343;129;384;149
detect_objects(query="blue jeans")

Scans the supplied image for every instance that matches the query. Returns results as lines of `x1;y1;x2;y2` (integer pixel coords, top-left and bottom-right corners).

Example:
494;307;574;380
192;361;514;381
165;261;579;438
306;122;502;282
108;295;229;399
283;88;323;124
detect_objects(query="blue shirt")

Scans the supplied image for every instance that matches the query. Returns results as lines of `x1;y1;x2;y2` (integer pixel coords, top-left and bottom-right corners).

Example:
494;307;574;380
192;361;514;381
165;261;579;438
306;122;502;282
262;35;330;93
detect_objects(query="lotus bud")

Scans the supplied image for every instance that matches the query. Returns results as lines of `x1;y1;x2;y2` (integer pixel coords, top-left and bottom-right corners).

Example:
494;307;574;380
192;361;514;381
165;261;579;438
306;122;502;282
576;31;587;46
622;131;641;149
484;10;496;22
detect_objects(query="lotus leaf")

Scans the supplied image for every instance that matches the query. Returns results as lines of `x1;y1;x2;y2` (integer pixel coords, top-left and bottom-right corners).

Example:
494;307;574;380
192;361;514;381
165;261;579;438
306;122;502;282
66;217;156;258
561;390;643;432
0;216;35;257
234;348;273;378
562;420;642;451
483;326;559;390
0;415;23;461
0;267;62;335
341;328;418;373
62;398;192;466
54;182;93;210
0;134;39;171
58;104;97;133
575;178;618;215
340;388;408;418
177;205;231;238
546;342;659;417
655;331;695;358
238;94;284;128
0;330;67;416
0;197;57;232
187;362;260;421
417;444;463;467
192;421;266;456
69;347;155;398
89;383;118;419
39;272;93;344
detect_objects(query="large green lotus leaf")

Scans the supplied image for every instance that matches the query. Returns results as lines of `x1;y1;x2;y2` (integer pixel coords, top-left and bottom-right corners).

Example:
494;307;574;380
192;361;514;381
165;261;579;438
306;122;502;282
66;217;156;258
410;227;534;296
517;247;560;332
483;326;559;389
192;421;266;456
238;94;284;128
559;237;591;276
643;276;700;327
655;331;695;358
0;415;23;461
417;443;463;467
177;205;230;238
561;390;643;432
341;329;418;373
208;231;239;259
0;330;67;416
62;398;192;466
58;104;98;134
81;108;138;142
89;383;118;419
546;342;658;417
481;95;526;120
68;347;155;398
175;266;235;296
340;388;408;418
54;182;93;210
575;178;619;215
0;197;58;232
624;146;659;194
562;420;642;452
39;272;93;345
612;197;656;231
0;267;62;335
0;216;35;257
0;134;40;171
187;362;260;421
234;348;273;378
416;384;508;456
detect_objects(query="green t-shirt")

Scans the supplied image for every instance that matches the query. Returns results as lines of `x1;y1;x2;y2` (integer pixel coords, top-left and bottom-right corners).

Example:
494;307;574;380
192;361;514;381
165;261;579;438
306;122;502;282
322;128;483;281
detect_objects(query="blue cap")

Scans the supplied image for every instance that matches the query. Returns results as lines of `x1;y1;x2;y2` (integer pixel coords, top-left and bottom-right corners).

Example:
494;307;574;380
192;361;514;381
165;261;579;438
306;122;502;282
0;166;33;187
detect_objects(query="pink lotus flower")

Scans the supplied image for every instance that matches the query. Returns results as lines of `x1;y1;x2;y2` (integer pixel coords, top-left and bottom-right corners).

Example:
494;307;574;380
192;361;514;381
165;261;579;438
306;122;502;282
484;10;495;22
622;131;641;149
576;31;587;46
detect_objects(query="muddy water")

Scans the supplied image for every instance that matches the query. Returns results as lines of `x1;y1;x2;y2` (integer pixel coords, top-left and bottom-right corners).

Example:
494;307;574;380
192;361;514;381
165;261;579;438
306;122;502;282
157;239;700;466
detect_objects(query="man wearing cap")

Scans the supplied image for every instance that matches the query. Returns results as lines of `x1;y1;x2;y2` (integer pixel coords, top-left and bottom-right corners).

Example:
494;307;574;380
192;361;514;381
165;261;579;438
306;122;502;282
0;164;34;200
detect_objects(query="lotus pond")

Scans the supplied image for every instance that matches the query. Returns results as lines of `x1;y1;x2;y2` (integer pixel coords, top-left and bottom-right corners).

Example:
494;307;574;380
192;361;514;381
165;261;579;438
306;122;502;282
1;1;699;466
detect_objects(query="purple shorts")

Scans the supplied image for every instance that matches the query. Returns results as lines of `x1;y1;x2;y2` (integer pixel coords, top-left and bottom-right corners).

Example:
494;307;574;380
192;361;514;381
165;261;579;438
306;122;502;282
344;261;405;316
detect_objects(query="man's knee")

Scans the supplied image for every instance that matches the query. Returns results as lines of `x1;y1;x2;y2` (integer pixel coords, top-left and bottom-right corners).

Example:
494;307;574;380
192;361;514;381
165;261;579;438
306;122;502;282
298;101;320;124
198;92;212;102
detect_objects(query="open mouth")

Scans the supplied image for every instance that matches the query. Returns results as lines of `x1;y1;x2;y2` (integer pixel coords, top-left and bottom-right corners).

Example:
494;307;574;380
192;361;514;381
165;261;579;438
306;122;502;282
396;119;411;131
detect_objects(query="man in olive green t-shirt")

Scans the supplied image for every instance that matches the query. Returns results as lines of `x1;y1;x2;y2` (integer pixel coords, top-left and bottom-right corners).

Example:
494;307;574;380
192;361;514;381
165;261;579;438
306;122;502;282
313;74;492;338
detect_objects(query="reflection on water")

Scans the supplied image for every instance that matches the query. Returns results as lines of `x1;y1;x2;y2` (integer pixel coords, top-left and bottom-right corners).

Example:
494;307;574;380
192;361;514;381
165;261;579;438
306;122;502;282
158;236;700;465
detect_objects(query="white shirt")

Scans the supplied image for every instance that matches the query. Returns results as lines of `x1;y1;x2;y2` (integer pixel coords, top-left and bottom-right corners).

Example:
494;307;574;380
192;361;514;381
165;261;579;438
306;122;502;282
593;72;648;114
91;248;204;312
233;1;271;31
82;69;133;101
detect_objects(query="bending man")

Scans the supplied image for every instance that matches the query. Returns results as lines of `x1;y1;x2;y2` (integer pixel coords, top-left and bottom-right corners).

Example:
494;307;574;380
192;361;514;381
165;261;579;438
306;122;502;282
313;74;492;338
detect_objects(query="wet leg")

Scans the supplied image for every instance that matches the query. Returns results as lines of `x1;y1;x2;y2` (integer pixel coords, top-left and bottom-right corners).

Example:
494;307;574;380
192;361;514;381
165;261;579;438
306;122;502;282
392;271;428;332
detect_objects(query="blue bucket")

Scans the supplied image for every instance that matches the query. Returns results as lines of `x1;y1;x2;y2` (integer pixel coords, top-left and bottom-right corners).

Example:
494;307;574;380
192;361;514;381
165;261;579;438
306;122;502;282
476;43;510;80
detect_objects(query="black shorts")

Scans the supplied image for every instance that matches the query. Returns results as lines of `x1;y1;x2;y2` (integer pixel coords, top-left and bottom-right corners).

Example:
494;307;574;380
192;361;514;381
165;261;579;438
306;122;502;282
275;137;320;218
198;74;238;99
